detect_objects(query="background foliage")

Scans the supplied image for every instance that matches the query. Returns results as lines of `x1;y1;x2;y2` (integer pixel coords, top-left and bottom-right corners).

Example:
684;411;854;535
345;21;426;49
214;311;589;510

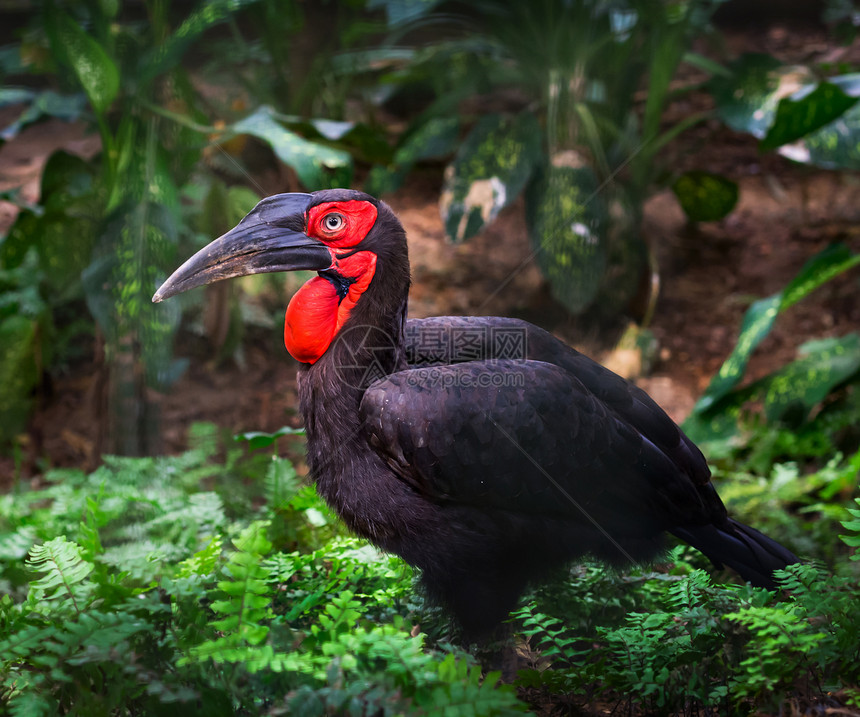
1;425;858;714
1;0;860;714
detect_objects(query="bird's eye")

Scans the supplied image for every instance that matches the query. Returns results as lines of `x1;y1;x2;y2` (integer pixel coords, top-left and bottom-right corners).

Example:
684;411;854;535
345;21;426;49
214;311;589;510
322;213;345;233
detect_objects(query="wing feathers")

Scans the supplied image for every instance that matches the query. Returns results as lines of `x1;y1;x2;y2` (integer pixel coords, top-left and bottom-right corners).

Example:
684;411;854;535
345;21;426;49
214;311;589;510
361;359;713;528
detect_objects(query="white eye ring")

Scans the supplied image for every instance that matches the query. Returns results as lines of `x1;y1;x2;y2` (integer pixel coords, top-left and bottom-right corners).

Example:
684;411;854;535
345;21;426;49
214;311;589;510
323;213;345;233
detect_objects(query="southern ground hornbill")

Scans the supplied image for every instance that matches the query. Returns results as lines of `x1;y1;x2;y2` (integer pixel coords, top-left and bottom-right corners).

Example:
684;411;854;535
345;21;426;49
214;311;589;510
154;189;797;637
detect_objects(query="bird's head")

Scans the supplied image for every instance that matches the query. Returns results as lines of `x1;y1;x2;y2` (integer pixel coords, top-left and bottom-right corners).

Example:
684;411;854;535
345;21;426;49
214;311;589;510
153;189;409;364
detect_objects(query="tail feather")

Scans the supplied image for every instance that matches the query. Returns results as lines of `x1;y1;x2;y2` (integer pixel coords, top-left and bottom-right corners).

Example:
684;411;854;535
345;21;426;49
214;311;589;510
670;519;799;589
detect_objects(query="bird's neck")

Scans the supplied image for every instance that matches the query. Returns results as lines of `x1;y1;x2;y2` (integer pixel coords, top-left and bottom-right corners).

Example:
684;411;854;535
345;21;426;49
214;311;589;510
297;285;409;462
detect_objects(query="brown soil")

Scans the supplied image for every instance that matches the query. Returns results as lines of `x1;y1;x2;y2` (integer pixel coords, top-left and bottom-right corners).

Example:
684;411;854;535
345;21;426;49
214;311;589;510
2;24;860;482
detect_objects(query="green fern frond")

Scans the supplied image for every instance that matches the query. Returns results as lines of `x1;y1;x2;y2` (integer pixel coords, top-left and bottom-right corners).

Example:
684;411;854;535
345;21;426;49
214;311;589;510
211;525;273;638
0;625;53;665
28;611;151;670
176;535;223;578
25;537;93;614
186;521;274;664
4;674;55;717
420;657;525;715
840;498;860;559
0;527;37;561
666;569;711;610
143;491;226;539
263;456;300;511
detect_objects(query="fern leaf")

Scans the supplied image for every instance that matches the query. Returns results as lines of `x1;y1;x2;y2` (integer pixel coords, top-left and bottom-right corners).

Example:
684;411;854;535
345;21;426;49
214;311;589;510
187;522;274;663
0;527;37;561
0;625;53;664
6;684;55;717
840;498;860;559
25;537;93;613
264;456;300;511
421;664;525;715
177;535;223;577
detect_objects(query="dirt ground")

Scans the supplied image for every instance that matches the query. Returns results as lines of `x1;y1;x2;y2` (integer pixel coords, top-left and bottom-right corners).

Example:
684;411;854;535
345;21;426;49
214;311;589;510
1;23;860;478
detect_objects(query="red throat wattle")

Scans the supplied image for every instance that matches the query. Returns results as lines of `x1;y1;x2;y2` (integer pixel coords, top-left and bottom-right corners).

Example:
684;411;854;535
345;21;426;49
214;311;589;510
284;251;377;363
283;200;379;364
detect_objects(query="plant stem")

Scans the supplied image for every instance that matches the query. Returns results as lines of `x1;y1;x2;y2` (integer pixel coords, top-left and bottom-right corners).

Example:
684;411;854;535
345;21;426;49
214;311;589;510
141;100;219;135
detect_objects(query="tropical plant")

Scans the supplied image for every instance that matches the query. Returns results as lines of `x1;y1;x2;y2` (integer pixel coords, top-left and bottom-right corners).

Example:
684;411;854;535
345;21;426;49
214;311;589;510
682;242;860;465
516;556;860;714
367;3;860;326
0;0;268;454
0;424;525;715
2;416;860;715
367;0;730;317
0;0;387;454
707;53;860;171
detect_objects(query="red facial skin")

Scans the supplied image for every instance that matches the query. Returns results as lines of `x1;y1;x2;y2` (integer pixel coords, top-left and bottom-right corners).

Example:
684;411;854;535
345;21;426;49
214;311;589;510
284;201;379;364
306;201;378;248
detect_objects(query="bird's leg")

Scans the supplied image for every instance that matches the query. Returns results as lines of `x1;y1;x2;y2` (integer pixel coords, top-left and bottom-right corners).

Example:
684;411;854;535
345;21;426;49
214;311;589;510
470;621;524;683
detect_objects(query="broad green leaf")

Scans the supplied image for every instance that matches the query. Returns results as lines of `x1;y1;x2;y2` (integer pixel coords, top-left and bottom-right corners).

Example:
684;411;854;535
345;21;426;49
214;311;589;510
680;395;747;457
0;253;46;320
441;112;541;242
711;58;860;168
684;336;860;446
0;87;34;106
672;171;738;222
778;104;860;170
709;54;811;138
780;244;860;307
227;186;261;225
525;165;609;314
759;334;860;423
41;150;97;204
197;179;259;240
0;211;38;269
230;106;352;190
829;73;860;97
760;82;858;150
365;165;410;197
11;152;101;297
45;12;119;115
283;118;392;164
306;118;356;141
0;315;39;445
234;426;305;450
1;90;87;141
692;243;860;414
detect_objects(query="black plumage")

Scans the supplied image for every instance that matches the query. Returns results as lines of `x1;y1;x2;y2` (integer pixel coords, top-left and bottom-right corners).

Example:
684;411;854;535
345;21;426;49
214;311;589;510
154;189;799;638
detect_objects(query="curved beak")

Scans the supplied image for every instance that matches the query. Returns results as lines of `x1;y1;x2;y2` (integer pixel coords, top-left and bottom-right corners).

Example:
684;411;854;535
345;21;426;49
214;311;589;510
152;193;332;303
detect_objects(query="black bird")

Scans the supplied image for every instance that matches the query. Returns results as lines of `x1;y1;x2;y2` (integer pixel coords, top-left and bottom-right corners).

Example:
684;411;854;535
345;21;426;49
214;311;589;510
154;189;798;637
